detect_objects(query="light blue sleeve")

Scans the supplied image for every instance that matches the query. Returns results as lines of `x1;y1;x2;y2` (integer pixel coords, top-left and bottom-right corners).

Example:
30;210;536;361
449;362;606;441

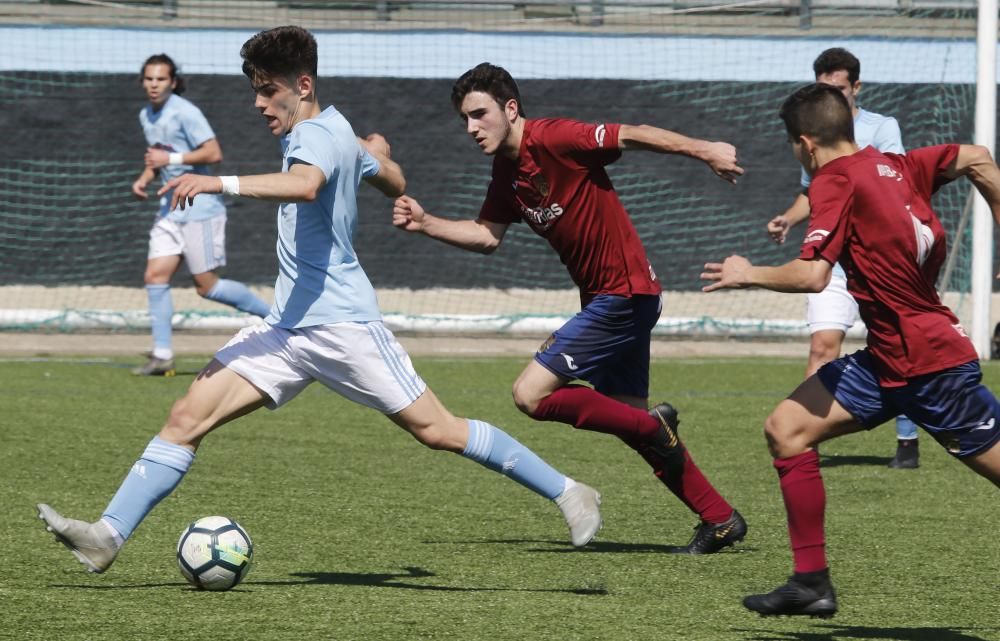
800;167;811;189
360;148;381;178
873;117;904;154
285;122;337;178
179;102;217;150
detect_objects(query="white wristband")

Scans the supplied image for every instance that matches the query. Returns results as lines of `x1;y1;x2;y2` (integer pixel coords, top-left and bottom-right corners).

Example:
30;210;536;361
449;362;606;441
219;175;240;197
167;152;184;165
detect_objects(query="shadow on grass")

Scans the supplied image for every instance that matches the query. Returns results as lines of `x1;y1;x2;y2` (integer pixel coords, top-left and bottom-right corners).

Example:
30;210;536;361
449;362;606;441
459;538;754;555
50;567;606;595
820;454;894;468
739;624;996;641
250;566;607;595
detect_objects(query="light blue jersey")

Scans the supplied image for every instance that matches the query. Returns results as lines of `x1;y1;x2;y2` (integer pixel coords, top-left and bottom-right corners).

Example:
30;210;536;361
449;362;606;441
267;105;382;328
802;107;903;279
139;94;226;222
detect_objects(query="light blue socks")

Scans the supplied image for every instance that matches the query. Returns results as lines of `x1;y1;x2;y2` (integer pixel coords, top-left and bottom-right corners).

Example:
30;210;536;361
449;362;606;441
462;419;566;500
102;437;195;541
146;284;173;359
896;415;919;440
204;279;270;318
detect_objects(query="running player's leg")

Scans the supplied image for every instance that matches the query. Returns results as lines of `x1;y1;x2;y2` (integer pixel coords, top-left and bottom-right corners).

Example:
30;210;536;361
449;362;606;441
514;295;667;445
301;321;602;547
184;215;270;318
39;352;271;573
136;218;183;376
744;351;885;618
604;349;743;553
389;388;601;547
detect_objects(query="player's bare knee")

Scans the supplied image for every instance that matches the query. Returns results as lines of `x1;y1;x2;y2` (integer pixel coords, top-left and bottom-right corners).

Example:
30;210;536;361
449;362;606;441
764;412;807;458
160;398;208;445
511;381;541;416
143;268;168;285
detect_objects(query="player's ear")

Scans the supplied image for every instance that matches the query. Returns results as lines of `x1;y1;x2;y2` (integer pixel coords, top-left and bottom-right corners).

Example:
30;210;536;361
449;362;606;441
800;135;818;156
851;81;861;97
504;98;519;123
296;74;314;98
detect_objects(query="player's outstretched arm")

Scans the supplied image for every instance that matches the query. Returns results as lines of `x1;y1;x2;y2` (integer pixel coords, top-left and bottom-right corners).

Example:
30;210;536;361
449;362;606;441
767;193;811;243
618;124;744;184
159;163;326;211
145;139;223;171
702;256;831;293
948;144;1000;226
393;195;508;255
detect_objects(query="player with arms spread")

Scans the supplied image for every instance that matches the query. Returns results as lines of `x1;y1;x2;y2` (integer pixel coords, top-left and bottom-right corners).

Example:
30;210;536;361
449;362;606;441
132;54;270;376
394;62;747;552
37;27;602;575
703;83;1000;617
766;48;921;469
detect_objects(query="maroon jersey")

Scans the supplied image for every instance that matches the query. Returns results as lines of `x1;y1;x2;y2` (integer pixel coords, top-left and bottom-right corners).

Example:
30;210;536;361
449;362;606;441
479;118;661;301
800;144;976;386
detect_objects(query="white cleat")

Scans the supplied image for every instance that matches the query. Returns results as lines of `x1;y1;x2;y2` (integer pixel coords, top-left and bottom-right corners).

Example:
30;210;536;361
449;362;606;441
37;504;120;573
555;483;602;547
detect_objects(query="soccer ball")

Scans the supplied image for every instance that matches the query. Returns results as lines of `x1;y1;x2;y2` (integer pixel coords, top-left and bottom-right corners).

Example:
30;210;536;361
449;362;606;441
176;516;253;591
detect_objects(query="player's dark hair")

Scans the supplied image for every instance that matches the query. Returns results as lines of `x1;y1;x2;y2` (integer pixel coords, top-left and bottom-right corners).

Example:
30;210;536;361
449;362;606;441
779;83;855;146
141;53;186;95
451;63;526;117
813;47;860;85
240;25;318;86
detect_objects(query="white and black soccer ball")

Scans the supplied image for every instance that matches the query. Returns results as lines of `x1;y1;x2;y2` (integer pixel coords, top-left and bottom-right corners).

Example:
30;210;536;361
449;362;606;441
176;516;253;591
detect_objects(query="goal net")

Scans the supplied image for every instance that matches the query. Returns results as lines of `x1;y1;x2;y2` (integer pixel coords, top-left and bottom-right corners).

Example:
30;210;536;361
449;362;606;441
0;0;981;337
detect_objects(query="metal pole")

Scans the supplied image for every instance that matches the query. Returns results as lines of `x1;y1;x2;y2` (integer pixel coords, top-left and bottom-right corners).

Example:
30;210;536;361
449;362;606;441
972;0;997;357
799;0;811;30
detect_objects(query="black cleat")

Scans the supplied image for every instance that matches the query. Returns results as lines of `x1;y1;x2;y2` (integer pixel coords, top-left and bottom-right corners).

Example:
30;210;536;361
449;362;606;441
888;440;919;469
743;575;838;618
683;510;747;554
645;402;681;459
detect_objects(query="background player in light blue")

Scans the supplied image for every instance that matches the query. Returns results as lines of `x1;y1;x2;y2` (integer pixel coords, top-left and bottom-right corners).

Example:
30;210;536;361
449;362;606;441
38;27;601;574
766;48;921;469
131;54;270;377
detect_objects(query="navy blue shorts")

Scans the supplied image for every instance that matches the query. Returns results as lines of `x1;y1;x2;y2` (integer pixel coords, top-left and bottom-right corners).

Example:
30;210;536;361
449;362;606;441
534;294;661;398
817;349;1000;458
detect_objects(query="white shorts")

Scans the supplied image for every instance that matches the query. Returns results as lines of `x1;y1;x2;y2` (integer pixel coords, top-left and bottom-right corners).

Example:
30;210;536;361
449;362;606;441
806;268;859;333
148;216;226;275
214;321;427;414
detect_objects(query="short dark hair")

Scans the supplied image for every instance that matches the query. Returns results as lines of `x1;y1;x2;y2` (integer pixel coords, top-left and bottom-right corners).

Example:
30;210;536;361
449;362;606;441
141;53;185;95
451;63;526;117
813;47;860;85
779;83;855;146
240;25;318;86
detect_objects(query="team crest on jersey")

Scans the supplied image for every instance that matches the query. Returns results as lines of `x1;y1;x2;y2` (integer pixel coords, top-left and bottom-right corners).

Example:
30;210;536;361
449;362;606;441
531;174;550;198
537;333;557;354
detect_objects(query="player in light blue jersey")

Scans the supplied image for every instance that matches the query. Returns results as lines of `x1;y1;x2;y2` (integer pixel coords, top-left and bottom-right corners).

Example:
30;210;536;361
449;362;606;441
766;48;921;469
37;27;601;575
131;54;270;377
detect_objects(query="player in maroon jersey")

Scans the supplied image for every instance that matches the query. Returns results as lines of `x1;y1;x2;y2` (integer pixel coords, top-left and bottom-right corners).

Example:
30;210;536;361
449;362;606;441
393;62;747;553
703;83;1000;617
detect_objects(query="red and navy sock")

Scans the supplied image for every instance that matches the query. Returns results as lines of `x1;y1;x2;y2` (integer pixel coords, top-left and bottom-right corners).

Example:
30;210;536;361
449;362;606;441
530;384;660;440
531;385;733;524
